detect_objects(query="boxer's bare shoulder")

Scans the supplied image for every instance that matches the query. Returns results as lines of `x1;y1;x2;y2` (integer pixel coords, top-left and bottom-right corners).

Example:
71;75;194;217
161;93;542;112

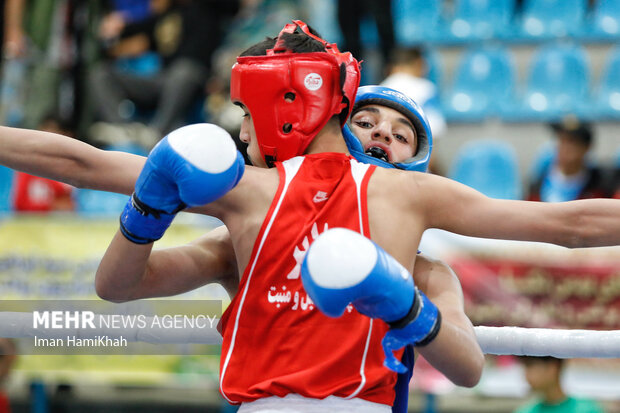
193;164;279;219
191;164;280;274
366;168;427;268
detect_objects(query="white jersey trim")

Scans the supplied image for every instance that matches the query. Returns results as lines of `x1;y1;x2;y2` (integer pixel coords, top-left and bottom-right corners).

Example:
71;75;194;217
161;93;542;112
345;159;373;399
220;156;305;403
350;159;371;234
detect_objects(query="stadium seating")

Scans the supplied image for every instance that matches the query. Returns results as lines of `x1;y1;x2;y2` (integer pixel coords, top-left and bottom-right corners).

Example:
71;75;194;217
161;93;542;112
447;0;516;42
581;0;620;41
443;45;516;121
393;0;442;45
425;47;443;87
516;0;587;41
589;45;620;120
509;43;590;121
0;166;14;214
449;139;522;200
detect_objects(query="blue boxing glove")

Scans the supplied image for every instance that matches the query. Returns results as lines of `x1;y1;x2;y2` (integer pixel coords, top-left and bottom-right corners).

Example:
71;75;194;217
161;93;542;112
300;228;441;373
301;228;413;321
120;123;245;244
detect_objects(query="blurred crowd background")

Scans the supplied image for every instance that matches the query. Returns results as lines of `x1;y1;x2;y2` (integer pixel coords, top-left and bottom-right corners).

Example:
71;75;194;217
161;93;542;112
0;0;620;412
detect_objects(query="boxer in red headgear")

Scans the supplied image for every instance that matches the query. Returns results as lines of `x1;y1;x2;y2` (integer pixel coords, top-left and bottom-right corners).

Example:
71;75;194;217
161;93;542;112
230;20;361;166
220;22;411;407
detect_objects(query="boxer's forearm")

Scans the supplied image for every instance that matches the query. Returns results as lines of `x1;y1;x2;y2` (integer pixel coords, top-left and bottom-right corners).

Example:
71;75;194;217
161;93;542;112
0;126;142;194
95;231;153;302
412;255;484;387
95;228;238;301
420;173;620;248
0;126;93;185
94;231;205;302
415;309;483;387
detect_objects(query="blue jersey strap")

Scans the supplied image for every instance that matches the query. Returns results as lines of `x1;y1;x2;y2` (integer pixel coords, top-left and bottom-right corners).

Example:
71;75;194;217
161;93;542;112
392;345;415;413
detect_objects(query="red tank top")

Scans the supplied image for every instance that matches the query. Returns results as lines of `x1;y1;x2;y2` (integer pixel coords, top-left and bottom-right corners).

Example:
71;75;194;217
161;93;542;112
219;153;400;406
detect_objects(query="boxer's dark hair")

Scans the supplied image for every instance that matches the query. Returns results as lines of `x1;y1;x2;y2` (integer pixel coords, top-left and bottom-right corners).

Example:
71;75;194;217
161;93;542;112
240;25;326;57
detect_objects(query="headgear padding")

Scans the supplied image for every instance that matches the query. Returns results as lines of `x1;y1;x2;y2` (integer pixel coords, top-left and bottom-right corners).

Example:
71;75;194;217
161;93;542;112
230;20;361;166
343;85;433;172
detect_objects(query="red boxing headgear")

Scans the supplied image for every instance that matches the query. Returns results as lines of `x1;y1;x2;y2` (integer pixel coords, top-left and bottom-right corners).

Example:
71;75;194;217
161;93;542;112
230;20;361;166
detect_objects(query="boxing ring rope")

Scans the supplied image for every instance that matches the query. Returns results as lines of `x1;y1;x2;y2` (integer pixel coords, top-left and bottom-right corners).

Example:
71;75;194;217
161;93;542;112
1;311;620;358
474;326;620;358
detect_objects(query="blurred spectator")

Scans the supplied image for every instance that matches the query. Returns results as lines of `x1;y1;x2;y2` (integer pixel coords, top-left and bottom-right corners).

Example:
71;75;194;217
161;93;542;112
49;383;74;413
514;356;604;413
95;0;159;62
0;338;16;413
209;0;302;76
336;0;394;70
15;0;92;131
0;0;27;127
527;119;611;202
1;0;27;59
12;114;74;212
205;0;303;162
0;0;104;132
381;47;447;175
89;0;240;148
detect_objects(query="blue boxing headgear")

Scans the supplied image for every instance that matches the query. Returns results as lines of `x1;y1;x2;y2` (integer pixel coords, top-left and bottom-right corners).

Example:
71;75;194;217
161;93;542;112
343;86;433;172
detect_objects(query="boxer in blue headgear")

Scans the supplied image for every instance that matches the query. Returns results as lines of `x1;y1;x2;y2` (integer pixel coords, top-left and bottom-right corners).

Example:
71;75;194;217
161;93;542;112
343;85;433;172
341;86;435;413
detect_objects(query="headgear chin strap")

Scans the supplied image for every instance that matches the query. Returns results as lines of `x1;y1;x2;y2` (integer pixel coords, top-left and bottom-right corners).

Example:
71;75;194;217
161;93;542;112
230;20;361;166
343;86;433;172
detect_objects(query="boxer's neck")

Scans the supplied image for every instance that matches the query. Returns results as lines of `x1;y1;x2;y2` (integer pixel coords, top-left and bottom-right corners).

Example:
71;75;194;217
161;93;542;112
305;118;349;156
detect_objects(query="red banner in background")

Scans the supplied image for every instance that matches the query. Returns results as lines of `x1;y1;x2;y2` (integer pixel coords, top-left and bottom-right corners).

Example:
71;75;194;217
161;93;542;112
451;258;620;330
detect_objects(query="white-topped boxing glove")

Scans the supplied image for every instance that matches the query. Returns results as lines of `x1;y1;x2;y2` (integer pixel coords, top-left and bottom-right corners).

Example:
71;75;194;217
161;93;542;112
300;228;441;373
120;123;245;244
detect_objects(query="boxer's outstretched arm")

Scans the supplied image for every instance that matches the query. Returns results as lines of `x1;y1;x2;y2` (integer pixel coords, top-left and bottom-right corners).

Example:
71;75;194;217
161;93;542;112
96;225;238;301
414;172;620;248
413;254;483;388
0;125;143;193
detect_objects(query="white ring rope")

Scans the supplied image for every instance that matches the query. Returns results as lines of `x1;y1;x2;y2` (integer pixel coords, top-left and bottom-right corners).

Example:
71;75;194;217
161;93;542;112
1;312;619;357
475;326;620;358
